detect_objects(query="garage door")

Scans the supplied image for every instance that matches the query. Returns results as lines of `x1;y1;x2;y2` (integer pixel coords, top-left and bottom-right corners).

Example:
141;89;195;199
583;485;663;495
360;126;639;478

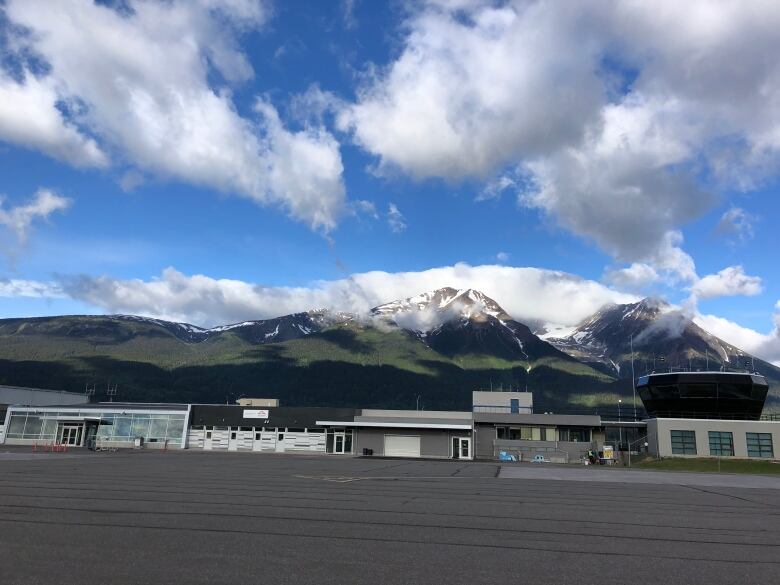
384;434;421;458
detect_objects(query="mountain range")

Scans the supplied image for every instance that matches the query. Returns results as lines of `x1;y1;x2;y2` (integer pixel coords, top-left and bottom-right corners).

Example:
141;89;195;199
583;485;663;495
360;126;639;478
0;287;777;412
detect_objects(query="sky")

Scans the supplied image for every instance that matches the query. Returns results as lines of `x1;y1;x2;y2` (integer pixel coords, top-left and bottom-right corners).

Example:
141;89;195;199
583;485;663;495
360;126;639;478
0;0;780;363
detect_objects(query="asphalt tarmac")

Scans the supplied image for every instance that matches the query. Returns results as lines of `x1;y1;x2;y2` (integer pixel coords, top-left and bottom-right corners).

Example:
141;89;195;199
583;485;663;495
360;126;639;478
0;449;778;584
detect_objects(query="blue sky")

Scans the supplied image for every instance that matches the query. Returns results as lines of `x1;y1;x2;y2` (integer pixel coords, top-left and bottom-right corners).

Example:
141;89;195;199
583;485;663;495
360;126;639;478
0;0;779;362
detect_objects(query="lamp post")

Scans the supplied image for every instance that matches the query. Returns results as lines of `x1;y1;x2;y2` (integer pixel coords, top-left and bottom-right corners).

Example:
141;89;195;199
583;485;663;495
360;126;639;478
416;394;421;411
618;399;623;456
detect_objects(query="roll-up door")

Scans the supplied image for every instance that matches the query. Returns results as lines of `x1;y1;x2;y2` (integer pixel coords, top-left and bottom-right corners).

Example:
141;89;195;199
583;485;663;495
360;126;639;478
384;434;421;457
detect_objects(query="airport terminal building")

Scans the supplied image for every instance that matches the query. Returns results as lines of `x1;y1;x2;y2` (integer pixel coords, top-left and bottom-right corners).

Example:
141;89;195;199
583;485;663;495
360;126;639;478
2;372;778;462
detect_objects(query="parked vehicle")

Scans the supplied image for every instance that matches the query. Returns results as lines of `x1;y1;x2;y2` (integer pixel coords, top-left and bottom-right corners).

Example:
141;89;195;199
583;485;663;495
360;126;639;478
531;455;550;463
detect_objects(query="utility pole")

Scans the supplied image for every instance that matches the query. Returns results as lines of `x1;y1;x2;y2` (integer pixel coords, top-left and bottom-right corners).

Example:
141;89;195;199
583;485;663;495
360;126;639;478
630;334;637;421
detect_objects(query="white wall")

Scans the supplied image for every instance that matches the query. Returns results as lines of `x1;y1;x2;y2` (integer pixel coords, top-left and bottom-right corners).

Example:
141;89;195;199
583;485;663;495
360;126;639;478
649;418;780;459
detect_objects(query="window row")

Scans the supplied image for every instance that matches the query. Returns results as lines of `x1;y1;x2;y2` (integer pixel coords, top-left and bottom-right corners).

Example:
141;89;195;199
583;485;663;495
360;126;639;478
4;412;186;444
194;426;326;433
670;430;774;458
496;426;591;442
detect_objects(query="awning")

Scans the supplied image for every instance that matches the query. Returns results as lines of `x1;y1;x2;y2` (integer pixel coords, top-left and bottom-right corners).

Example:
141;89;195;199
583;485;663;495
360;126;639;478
316;420;472;430
44;416;112;424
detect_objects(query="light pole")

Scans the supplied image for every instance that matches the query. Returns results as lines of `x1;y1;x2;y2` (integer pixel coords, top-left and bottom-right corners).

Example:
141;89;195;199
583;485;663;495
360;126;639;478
618;399;623;456
416;394;421;411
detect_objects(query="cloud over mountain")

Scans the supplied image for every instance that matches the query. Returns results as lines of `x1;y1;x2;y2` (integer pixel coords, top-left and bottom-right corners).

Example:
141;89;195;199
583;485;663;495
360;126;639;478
59;264;635;328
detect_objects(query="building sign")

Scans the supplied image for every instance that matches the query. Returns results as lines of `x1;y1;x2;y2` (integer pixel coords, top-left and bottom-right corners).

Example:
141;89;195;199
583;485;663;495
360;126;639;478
243;409;270;419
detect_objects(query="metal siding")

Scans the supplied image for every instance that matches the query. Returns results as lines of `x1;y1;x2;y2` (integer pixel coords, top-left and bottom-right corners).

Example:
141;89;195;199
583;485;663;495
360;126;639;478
420;430;452;458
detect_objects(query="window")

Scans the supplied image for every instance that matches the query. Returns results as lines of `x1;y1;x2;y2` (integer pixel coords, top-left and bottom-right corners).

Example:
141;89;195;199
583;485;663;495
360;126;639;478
567;428;590;442
746;433;774;458
709;431;734;456
255;432;262;440
510;399;520;413
670;430;696;455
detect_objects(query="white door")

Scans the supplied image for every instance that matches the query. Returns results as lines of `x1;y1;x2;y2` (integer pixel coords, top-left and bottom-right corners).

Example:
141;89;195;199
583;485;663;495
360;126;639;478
60;425;83;446
275;430;285;453
384;435;420;458
334;432;346;454
204;429;213;450
452;437;471;459
252;430;263;451
228;429;238;451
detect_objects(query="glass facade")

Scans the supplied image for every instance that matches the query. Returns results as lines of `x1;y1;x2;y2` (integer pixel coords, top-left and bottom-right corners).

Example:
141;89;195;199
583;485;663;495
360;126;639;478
708;431;734;456
746;433;773;458
670;430;697;455
4;409;187;445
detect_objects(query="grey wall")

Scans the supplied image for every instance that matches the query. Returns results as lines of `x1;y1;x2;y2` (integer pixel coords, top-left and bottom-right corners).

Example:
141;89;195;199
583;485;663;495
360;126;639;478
355;428;469;458
0;386;88;407
648;418;780;459
475;423;601;462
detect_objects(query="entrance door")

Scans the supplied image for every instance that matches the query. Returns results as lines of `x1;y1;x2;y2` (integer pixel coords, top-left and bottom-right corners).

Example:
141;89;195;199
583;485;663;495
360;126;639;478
452;437;471;460
334;432;345;454
275;430;285;453
203;428;213;450
228;429;238;451
59;424;83;446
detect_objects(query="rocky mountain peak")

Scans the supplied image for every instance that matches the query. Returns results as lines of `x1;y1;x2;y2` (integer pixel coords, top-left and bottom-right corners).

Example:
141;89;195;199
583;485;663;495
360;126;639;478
370;287;511;330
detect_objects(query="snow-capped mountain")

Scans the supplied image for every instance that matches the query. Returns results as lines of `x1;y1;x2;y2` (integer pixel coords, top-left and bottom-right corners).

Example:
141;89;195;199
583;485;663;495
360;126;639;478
111;310;353;344
371;287;567;361
371;287;510;324
545;298;765;377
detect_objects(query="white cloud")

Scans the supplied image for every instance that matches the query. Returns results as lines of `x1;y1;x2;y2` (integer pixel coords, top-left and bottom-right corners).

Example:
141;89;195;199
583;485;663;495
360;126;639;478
0;279;64;299
0;189;72;244
387;203;407;233
59;263;636;328
340;0;780;271
0;72;108;168
351;200;379;219
716;207;756;243
603;263;660;290
692;266;763;300
339;1;603;179
495;252;510;264
2;0;346;232
694;305;780;367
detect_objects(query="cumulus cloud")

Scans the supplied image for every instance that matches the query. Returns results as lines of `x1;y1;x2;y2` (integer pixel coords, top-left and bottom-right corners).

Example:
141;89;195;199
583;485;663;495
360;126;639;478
692;266;763;300
57;263;636;328
340;0;780;272
338;1;603;179
387;203;407;233
0;189;71;245
603;263;660;291
0;72;108;168
495;252;510;264
1;0;346;231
